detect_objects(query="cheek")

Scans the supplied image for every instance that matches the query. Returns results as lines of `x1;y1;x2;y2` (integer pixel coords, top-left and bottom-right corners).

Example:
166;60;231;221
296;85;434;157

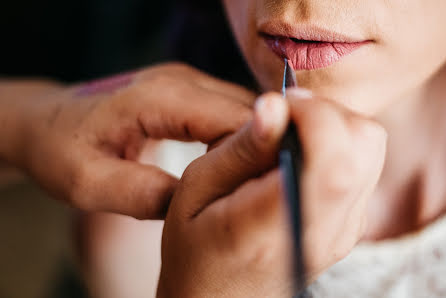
367;0;446;111
222;0;252;46
224;0;446;116
384;0;446;75
223;0;267;81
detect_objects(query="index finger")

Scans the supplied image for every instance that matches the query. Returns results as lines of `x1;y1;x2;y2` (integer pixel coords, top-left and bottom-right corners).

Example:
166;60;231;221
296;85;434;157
170;93;289;219
150;63;257;107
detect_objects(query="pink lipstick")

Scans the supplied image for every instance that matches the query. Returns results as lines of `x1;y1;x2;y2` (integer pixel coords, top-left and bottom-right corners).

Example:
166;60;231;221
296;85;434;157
263;34;370;70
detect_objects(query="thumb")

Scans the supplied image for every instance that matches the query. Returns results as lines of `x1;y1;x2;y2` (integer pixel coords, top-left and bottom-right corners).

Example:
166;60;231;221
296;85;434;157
71;157;178;220
174;92;289;218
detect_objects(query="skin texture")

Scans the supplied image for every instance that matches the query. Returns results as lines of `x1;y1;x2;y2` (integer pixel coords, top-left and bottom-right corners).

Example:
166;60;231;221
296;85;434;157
5;1;446;297
154;0;446;297
75;72;136;97
223;0;446;115
81;1;446;297
157;92;386;298
222;0;446;239
0;62;255;219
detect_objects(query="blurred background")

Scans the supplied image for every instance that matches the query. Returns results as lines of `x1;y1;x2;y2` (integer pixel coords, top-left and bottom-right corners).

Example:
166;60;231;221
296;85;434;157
0;0;252;297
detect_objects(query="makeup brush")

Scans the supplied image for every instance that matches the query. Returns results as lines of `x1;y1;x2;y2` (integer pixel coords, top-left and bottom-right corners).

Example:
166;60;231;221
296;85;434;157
280;58;306;296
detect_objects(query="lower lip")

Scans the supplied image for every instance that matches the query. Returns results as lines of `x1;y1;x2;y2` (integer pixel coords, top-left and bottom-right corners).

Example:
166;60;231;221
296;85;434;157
264;37;369;70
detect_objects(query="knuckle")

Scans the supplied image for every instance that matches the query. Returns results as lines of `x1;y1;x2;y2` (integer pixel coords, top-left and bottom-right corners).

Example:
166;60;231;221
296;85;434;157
148;71;179;89
144;62;198;83
162;61;194;73
107;84;146;111
138;64;185;90
143;61;191;75
147;72;196;100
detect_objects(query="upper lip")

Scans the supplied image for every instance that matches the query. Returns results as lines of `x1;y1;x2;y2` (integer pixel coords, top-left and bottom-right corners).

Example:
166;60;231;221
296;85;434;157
258;21;369;43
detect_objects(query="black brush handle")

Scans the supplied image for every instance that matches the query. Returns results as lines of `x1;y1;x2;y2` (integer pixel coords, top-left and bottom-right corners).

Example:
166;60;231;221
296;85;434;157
279;122;306;294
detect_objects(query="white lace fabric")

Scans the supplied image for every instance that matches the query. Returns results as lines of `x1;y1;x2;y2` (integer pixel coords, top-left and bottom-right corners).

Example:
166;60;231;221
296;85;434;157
308;216;446;298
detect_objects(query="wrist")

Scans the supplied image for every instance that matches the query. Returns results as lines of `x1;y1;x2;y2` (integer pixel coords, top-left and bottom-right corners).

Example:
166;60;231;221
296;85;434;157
0;79;64;170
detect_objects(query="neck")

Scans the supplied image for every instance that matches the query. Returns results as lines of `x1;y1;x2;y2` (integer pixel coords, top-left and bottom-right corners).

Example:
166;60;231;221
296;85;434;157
364;65;446;240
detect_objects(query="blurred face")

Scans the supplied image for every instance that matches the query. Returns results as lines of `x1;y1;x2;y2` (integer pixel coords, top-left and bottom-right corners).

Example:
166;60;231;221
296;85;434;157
222;0;446;115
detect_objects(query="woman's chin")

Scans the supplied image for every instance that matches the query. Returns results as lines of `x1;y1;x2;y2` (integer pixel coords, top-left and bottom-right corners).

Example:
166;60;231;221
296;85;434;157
250;50;388;116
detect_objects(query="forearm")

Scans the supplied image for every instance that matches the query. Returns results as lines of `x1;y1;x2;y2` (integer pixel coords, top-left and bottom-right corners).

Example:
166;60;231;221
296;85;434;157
0;79;63;169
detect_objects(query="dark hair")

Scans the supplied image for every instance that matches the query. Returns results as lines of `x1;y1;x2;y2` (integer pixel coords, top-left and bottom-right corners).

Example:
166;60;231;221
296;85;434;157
167;0;256;88
1;0;255;86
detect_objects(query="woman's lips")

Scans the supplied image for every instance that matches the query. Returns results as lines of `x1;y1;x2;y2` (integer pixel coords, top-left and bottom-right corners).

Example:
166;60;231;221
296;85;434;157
263;36;369;70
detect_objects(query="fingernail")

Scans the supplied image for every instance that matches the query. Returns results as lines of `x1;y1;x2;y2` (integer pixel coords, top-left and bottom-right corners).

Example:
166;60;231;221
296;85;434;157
254;97;269;139
254;95;285;140
286;87;313;100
